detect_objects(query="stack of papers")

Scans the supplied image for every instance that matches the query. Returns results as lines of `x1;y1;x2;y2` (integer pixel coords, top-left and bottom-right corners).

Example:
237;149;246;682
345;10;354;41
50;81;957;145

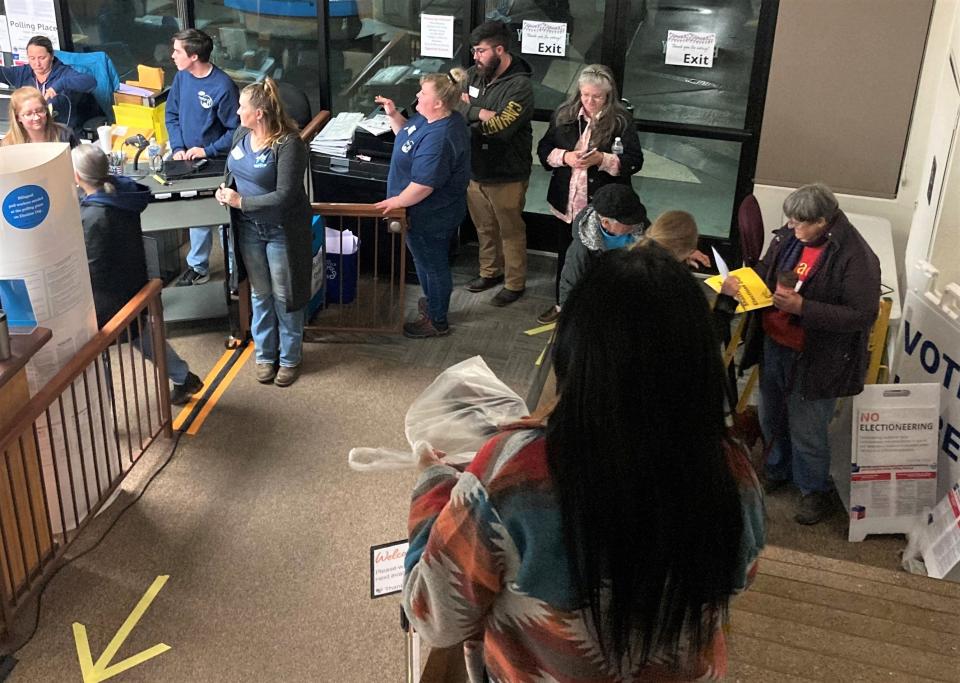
310;112;364;157
357;114;393;136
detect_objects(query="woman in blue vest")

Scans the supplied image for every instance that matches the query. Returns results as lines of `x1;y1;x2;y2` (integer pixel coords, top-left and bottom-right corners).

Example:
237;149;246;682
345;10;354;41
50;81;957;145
374;72;471;339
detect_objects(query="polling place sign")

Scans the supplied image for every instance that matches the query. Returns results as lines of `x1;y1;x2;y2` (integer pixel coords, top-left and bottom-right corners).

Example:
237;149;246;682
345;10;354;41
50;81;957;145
370;540;408;598
894;287;960;498
665;30;716;68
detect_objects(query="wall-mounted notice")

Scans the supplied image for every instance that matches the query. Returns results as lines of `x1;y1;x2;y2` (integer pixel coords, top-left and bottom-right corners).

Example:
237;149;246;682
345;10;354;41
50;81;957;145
5;0;60;54
370;540;408;598
521;20;566;57
665;30;716;68
420;13;454;59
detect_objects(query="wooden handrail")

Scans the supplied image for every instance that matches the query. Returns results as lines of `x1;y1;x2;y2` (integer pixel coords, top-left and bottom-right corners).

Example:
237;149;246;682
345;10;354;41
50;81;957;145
300;110;331;144
0;279;164;456
311;202;407;229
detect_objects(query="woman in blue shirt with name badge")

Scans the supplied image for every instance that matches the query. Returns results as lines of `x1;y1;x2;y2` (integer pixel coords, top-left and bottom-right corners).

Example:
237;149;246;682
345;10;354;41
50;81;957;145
374;72;471;339
216;78;312;387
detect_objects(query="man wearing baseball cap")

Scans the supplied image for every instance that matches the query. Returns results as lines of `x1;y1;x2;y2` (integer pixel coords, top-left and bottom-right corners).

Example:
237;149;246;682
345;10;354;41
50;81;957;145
557;183;649;310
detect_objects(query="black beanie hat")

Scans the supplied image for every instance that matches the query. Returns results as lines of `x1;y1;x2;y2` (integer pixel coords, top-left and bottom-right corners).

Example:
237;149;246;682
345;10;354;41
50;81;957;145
592;184;648;226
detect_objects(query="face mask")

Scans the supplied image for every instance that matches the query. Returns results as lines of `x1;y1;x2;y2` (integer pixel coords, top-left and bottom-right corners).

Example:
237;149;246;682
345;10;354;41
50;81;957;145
600;224;635;250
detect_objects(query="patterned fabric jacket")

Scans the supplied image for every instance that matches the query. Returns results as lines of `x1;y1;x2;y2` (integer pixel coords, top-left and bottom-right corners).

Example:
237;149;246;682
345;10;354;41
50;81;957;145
403;428;765;682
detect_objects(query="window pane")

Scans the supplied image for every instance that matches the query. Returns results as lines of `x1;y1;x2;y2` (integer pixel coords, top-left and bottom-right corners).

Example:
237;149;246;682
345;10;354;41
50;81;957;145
526;128;741;240
190;0;320;116
483;0;605;111
66;1;183;82
632;132;740;238
621;1;760;129
331;1;465;115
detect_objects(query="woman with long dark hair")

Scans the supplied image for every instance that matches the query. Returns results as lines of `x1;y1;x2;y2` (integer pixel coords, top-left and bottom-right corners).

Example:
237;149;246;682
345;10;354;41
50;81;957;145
402;246;764;680
215;77;311;388
535;64;644;324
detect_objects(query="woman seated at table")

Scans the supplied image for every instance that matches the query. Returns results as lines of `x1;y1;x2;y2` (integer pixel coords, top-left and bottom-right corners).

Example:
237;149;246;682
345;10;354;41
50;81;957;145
402;246;764;681
215;77;312;388
0;35;96;130
72;144;204;406
1;86;79;147
373;71;471;339
535;63;644;325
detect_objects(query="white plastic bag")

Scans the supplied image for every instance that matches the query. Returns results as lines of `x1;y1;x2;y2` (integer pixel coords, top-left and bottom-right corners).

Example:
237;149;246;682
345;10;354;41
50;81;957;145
349;356;529;471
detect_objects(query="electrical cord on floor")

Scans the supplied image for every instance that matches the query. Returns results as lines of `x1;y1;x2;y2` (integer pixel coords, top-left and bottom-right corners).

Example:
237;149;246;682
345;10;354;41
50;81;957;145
0;428;185;658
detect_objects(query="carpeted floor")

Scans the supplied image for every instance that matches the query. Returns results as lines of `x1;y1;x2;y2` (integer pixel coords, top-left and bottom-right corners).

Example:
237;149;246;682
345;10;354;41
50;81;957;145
4;249;919;681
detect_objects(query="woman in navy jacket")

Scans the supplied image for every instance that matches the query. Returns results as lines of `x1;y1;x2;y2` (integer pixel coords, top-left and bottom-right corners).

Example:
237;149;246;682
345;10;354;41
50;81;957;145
0;35;95;131
535;64;643;324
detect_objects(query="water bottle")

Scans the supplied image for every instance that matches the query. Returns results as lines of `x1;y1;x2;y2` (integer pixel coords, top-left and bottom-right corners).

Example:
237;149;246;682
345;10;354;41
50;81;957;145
147;137;163;172
612;136;624;156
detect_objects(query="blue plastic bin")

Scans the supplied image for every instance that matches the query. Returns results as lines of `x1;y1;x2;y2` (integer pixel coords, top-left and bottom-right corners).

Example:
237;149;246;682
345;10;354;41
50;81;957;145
324;227;359;305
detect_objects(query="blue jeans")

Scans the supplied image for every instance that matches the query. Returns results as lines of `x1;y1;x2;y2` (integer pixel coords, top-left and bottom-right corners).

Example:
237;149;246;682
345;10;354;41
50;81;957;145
406;209;462;326
187;226;214;275
237;217;305;367
759;337;837;494
135;327;191;385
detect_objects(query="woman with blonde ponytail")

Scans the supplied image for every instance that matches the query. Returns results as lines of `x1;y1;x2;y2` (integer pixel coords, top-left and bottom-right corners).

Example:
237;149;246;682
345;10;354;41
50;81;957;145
215;77;311;387
71;144;204;405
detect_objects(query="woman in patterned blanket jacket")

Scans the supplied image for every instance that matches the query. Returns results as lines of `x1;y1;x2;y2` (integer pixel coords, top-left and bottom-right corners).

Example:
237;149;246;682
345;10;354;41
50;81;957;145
402;245;765;682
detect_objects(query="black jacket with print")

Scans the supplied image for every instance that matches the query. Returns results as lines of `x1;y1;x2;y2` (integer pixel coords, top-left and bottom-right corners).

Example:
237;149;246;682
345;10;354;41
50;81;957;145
464;55;535;183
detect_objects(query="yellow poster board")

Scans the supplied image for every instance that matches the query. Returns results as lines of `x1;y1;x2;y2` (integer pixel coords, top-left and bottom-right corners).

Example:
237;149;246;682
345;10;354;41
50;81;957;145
705;267;773;312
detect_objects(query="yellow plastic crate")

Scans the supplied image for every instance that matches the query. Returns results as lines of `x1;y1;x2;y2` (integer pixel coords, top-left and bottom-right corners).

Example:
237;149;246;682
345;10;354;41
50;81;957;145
112;101;168;144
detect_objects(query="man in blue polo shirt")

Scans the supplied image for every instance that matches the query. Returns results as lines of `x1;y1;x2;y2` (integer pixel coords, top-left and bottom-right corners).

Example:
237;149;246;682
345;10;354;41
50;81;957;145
165;28;240;286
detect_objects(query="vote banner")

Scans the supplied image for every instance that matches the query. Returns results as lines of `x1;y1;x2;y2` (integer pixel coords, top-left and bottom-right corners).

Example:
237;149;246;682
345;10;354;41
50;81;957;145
895;287;960;499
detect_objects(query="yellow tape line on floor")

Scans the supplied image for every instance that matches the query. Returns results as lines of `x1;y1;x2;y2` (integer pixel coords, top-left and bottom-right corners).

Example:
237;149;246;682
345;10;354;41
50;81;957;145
524;322;556;336
171;346;237;431
186;343;254;435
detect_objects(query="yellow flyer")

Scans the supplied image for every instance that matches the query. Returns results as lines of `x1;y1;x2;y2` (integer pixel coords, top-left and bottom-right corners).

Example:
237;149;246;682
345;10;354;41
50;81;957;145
705;266;773;312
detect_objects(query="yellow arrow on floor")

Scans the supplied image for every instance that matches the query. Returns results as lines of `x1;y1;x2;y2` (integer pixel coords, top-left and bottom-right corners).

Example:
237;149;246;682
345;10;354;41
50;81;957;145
73;575;171;682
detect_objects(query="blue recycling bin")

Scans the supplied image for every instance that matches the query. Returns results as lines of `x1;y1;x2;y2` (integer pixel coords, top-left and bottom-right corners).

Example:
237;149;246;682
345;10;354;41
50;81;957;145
324;227;359;305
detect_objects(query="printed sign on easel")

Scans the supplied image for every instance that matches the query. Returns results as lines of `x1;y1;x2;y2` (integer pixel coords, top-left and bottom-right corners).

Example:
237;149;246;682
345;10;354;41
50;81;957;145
847;384;939;542
370;540;408;598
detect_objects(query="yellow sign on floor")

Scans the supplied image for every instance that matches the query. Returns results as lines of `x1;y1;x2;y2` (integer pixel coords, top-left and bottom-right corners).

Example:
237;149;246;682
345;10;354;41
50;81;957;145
73;575;171;682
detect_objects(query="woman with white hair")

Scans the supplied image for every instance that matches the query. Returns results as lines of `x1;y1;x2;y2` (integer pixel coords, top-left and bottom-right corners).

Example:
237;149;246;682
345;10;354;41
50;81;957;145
535;63;644;324
726;183;880;525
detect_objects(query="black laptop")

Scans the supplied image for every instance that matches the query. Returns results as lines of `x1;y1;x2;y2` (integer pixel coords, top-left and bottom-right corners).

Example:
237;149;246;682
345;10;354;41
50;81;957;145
161;158;227;180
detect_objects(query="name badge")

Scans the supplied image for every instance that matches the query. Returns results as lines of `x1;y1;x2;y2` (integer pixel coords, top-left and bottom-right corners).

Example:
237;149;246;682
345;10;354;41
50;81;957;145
468;86;480;98
231;146;245;160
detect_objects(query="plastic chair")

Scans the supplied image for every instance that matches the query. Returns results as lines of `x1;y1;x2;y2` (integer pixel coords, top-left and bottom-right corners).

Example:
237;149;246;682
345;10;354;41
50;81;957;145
737;193;765;267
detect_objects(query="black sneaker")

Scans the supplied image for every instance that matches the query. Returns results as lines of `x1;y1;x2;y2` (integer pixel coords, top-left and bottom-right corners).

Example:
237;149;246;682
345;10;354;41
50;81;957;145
465;275;504;293
490;287;524;307
403;317;450;339
795;491;834;525
170;372;203;405
176;268;211;286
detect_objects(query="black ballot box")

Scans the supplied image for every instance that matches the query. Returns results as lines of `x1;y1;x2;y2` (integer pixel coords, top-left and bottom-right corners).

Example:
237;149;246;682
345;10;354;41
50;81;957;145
311;153;389;204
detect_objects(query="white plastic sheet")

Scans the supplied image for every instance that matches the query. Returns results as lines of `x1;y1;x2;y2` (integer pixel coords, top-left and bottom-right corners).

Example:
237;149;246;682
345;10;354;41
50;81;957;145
349;356;529;471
